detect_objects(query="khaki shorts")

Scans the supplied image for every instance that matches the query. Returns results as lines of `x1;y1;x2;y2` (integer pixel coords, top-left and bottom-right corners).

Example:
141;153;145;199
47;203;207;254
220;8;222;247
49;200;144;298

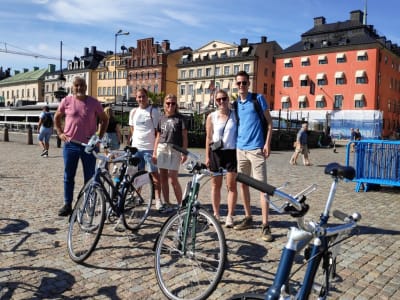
156;143;181;171
237;148;267;182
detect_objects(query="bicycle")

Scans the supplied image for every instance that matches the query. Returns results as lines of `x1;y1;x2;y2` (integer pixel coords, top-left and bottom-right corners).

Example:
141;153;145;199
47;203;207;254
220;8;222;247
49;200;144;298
67;135;155;263
153;145;227;300
229;162;361;300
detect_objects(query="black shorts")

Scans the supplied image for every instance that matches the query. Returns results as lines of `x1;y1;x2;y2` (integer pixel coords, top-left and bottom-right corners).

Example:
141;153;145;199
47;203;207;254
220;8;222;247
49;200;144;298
209;149;237;172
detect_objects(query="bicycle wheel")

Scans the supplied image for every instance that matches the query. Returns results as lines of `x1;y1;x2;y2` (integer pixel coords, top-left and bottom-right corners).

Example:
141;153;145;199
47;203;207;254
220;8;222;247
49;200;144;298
67;184;106;263
228;293;266;300
154;207;227;300
122;170;154;231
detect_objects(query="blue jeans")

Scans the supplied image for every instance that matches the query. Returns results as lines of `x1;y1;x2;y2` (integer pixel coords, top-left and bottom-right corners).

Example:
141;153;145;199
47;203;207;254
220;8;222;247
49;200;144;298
63;142;96;205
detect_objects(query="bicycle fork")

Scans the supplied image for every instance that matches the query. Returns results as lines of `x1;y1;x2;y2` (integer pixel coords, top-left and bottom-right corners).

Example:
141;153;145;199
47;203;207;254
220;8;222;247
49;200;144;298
265;227;313;300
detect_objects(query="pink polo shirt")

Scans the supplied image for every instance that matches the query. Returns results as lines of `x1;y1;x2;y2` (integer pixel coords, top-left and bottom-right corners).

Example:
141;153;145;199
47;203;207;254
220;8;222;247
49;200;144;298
58;95;104;143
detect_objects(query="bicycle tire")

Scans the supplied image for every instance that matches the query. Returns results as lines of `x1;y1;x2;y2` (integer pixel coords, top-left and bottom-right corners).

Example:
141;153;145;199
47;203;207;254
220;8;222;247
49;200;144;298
122;170;154;231
154;207;227;300
67;185;106;263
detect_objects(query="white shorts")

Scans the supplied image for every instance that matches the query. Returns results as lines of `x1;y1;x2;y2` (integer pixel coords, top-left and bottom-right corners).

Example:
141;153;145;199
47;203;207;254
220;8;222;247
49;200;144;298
156;143;181;171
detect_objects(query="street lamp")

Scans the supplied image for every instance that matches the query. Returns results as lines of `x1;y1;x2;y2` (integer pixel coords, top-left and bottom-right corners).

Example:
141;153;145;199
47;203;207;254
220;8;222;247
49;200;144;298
114;29;129;106
54;41;67;101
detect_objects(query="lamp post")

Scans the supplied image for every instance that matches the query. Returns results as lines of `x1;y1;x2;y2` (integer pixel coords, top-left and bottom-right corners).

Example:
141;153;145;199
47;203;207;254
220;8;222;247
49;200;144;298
114;30;129;106
54;41;67;101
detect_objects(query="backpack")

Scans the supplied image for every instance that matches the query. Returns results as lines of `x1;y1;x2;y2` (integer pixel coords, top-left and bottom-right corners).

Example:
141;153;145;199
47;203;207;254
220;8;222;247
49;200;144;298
232;93;268;142
42;112;53;128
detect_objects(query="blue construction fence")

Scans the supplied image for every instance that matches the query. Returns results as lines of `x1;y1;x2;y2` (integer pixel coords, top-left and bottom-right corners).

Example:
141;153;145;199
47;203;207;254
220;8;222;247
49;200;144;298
345;139;400;192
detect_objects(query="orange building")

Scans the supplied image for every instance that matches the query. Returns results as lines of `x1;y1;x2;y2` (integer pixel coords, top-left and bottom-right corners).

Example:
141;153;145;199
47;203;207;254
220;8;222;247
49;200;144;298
274;10;400;138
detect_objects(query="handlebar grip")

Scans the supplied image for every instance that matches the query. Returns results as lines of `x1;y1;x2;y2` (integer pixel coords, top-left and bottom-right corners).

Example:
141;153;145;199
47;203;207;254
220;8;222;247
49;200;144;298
333;210;350;221
172;144;188;156
69;139;83;146
236;173;275;196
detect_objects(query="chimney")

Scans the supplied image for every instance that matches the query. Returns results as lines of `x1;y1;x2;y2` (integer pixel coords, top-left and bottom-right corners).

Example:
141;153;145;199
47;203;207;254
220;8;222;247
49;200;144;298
23;68;29;73
48;64;56;72
33;66;39;71
161;40;170;52
261;36;267;43
350;10;363;24
240;38;248;46
14;70;20;75
314;16;326;26
91;46;97;55
84;47;89;56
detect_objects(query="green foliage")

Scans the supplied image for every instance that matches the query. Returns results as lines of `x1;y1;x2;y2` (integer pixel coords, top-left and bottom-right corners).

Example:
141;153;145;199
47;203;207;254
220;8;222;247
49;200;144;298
148;91;165;106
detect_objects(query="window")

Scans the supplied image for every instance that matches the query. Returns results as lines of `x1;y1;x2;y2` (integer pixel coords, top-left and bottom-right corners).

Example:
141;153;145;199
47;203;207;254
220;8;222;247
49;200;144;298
284;58;293;68
336;78;345;85
318;55;328;64
243;64;250;73
317;78;327;86
206;68;212;77
282;75;292;88
281;96;290;109
233;65;240;75
223;66;230;75
215;66;220;76
188;84;194;96
336;53;346;63
189;69;194;78
316;95;326;108
334;94;343;109
357;51;368;61
301;57;310;66
230;49;236;57
355;70;367;84
354;94;365;108
197;68;202;77
298;95;307;108
180;70;186;79
180;84;186;96
263;83;267;94
299;74;308;86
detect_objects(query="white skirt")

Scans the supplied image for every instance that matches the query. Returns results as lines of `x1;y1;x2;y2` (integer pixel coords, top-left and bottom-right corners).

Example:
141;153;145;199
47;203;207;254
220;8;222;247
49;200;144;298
156;143;181;171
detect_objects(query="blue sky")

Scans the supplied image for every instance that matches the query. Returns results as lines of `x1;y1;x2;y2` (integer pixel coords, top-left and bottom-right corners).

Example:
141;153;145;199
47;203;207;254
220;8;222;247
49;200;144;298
0;0;399;73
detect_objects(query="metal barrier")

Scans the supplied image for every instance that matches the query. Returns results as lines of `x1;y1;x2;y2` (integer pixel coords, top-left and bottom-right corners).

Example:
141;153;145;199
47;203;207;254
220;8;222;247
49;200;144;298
346;139;400;192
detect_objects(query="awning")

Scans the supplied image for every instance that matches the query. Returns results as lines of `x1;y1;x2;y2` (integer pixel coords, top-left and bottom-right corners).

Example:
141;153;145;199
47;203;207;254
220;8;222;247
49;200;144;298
336;53;345;59
282;75;291;81
195;82;202;89
335;71;344;78
205;81;211;89
298;95;307;102
354;93;365;101
222;81;230;89
301;57;309;62
315;95;325;102
284;58;292;64
316;73;326;80
357;50;367;57
299;74;308;80
202;53;208;58
355;70;366;77
318;55;327;60
281;96;290;103
182;54;189;59
193;54;200;60
241;47;250;52
220;50;227;56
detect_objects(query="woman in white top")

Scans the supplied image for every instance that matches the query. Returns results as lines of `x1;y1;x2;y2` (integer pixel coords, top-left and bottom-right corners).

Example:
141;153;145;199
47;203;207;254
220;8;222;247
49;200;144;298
205;90;238;228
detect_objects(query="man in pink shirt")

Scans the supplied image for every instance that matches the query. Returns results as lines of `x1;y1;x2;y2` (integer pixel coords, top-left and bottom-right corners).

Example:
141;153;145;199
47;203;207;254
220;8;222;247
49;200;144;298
54;76;108;216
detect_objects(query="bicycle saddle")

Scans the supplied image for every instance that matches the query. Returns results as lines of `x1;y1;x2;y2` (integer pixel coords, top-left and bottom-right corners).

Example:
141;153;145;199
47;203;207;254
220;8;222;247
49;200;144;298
324;162;355;180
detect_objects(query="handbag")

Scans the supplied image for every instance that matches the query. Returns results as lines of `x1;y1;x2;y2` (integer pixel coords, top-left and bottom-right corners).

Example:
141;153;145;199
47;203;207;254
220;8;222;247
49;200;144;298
210;111;230;151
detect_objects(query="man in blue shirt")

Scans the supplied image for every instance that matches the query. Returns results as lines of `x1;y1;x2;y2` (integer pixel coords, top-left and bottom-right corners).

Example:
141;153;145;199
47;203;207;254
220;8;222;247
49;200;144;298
233;71;274;242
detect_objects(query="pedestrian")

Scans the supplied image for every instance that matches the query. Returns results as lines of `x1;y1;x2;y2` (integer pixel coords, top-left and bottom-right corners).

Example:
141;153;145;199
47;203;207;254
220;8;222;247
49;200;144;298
128;88;162;211
350;128;356;152
37;105;53;157
355;128;361;140
232;70;274;242
205;90;238;228
54;76;109;217
152;94;188;209
290;122;312;166
103;106;122;150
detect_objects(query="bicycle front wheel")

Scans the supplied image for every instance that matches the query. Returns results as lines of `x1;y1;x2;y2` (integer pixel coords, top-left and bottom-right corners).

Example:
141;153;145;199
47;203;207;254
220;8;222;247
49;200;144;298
154;208;227;300
122;170;154;231
67;185;106;263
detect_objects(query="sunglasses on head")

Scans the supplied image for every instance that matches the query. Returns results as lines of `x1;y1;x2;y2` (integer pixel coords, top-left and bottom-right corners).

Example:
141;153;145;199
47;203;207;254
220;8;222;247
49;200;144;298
216;97;228;102
236;81;248;86
165;102;176;106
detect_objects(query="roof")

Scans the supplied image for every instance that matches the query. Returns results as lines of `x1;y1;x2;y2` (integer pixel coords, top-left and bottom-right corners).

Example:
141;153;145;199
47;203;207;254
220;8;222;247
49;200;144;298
0;68;47;86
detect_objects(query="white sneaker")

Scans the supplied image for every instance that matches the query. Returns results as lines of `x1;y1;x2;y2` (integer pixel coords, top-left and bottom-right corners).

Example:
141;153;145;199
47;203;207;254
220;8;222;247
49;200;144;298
225;215;234;228
155;199;163;210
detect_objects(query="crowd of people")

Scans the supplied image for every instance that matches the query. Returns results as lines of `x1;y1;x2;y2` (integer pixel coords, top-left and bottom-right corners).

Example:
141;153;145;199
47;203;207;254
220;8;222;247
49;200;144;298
51;71;277;242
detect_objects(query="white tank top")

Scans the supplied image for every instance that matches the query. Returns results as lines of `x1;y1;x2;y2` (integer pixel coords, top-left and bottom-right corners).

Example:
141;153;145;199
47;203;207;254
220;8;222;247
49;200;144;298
211;110;237;149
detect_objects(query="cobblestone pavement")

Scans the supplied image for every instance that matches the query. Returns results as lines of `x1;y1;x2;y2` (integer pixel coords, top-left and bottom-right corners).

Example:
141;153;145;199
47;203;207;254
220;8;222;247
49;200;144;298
1;132;400;299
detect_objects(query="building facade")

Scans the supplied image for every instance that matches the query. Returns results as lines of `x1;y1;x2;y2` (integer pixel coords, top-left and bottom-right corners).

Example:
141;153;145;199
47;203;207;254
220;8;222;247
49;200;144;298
176;37;282;112
274;10;400;138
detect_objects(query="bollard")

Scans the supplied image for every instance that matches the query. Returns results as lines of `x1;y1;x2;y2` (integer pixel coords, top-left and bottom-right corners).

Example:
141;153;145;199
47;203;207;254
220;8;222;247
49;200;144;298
3;125;9;142
27;125;33;145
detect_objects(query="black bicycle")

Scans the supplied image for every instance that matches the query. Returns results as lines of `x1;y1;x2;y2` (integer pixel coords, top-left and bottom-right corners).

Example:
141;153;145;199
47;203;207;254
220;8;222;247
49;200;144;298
230;162;361;300
67;135;154;263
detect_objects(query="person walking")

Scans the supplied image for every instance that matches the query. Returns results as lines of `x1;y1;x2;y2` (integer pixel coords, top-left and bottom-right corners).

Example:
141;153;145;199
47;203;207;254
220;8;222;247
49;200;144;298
37;105;53;157
290;122;312;166
232;70;274;242
205;90;238;227
104;106;122;150
54;76;109;217
128;88;162;211
152;94;188;209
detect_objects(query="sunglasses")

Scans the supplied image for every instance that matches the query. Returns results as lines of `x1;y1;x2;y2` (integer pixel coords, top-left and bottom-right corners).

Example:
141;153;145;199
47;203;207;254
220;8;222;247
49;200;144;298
165;102;176;106
216;97;228;102
236;81;248;86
